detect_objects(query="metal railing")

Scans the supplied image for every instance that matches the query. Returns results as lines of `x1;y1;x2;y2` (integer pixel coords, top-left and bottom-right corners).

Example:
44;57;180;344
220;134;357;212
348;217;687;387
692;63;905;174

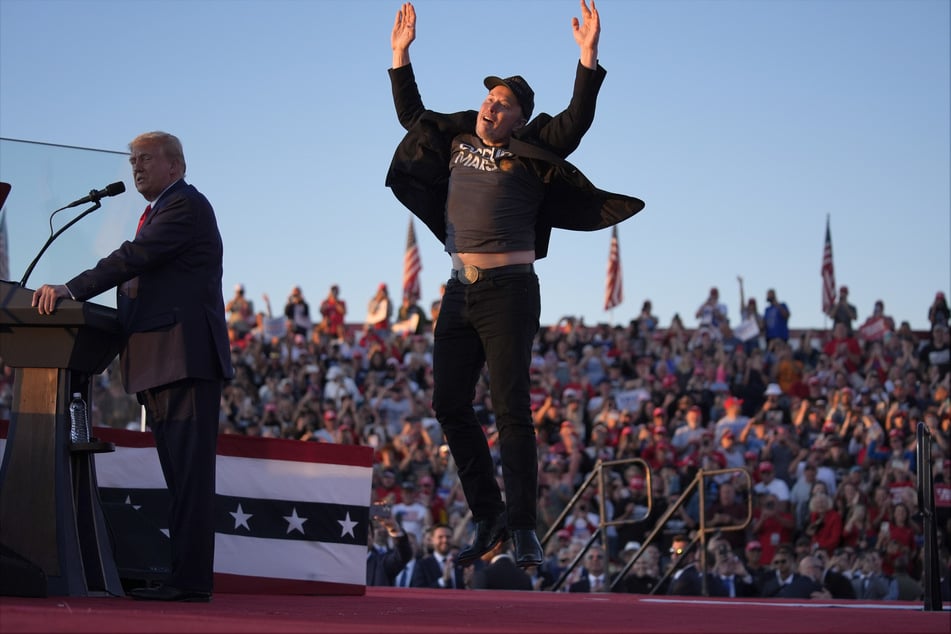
541;460;752;594
607;467;752;595
542;458;652;592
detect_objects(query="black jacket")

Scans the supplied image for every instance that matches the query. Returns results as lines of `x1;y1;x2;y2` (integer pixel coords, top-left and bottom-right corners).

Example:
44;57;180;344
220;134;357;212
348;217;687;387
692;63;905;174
67;179;233;393
386;63;644;260
761;572;821;598
471;554;533;591
366;533;413;587
410;553;465;589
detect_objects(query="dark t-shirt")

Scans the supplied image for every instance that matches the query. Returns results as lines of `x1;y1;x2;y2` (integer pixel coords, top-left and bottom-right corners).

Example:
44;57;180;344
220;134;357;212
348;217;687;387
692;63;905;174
445;134;544;253
919;341;950;379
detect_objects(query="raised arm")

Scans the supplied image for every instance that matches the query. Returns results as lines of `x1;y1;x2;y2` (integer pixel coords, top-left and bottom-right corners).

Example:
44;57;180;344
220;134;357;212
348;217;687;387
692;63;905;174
391;2;416;69
572;0;600;70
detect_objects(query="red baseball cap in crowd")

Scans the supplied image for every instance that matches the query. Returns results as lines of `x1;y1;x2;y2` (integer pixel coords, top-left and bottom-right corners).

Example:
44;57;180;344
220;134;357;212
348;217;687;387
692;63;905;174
759;461;774;473
746;540;763;552
653;407;665;417
679;455;699;469
629;476;646;490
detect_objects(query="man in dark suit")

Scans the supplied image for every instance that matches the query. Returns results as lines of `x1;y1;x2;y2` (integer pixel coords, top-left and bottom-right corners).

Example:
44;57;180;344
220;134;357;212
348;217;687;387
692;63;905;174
814;547;855;599
471;540;533;591
664;535;703;596
366;515;412;587
569;544;612;593
33;131;233;602
410;524;465;589
706;540;758;598
851;549;898;600
760;546;811;598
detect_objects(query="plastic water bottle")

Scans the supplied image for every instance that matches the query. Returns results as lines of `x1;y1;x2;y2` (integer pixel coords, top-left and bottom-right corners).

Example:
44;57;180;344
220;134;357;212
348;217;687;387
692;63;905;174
69;392;89;444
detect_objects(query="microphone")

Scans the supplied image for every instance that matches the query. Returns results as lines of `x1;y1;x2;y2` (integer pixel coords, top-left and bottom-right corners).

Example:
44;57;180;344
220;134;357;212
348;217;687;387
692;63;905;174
61;181;126;209
20;182;126;287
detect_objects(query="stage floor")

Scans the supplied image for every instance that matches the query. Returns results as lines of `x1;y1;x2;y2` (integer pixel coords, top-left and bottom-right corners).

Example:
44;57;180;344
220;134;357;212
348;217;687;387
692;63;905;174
0;587;948;634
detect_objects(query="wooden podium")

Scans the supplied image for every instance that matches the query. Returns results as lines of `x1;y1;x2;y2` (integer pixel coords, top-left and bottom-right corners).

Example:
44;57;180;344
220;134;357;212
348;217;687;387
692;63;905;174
0;280;124;596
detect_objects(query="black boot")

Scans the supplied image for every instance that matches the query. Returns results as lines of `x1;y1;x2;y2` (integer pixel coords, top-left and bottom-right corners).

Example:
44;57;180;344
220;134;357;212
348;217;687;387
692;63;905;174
457;514;509;566
512;529;543;568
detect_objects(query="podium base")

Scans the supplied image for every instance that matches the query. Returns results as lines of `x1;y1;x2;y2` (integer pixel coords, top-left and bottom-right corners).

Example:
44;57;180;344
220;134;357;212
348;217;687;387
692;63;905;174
0;543;47;598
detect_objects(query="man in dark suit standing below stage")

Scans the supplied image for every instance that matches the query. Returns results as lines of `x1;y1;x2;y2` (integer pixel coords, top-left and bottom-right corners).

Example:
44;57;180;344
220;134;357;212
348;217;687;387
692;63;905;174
33;131;233;602
410;524;465;589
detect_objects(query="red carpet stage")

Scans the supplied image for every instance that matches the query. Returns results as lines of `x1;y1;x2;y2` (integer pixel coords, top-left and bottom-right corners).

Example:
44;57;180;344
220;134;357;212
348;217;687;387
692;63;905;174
0;587;947;634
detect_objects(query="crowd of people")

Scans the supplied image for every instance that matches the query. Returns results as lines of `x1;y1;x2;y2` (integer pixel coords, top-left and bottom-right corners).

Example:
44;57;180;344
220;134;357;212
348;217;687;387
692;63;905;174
9;280;947;598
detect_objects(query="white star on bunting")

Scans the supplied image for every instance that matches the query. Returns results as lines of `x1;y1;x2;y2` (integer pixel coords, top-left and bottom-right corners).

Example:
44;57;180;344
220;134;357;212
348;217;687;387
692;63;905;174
230;503;253;531
284;507;308;535
337;511;358;538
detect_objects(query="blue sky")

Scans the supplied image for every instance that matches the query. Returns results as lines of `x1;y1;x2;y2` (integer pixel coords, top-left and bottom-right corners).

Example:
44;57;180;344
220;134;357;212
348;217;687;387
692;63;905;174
1;0;948;332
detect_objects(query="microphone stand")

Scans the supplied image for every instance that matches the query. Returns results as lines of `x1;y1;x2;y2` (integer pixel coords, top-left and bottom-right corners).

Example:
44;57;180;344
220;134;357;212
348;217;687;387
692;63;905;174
19;201;102;288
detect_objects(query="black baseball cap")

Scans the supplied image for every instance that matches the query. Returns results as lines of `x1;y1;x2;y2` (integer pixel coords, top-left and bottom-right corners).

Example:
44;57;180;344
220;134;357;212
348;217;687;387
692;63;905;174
483;75;534;120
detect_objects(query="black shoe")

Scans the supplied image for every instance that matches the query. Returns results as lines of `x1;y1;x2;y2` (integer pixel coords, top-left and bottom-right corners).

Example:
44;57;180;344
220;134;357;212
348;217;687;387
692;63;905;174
129;585;212;603
457;514;509;566
512;529;543;568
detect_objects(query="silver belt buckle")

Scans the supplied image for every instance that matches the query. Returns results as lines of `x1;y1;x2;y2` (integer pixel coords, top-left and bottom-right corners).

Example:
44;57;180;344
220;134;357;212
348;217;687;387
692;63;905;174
460;264;481;285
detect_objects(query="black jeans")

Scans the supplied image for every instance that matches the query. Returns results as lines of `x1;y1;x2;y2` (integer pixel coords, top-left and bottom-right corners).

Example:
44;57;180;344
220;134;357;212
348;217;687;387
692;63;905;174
432;269;540;530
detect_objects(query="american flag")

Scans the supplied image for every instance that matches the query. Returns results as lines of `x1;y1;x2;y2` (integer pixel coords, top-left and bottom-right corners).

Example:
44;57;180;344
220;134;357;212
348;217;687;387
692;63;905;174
402;217;421;304
821;215;836;314
0;423;374;596
604;226;623;311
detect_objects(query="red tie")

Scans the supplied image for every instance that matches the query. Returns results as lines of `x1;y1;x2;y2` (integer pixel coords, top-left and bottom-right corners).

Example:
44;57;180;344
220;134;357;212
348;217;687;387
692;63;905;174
136;204;152;235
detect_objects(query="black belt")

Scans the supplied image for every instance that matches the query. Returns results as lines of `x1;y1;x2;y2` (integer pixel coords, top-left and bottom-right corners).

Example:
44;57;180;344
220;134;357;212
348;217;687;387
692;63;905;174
450;263;534;285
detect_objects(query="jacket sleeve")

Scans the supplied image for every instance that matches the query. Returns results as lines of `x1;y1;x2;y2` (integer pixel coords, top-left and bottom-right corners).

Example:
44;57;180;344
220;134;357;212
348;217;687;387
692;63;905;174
519;62;607;159
389;64;427;131
383;533;413;579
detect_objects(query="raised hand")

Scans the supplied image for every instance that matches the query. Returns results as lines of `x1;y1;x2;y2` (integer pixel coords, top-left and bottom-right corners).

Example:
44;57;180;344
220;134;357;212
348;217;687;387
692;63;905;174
391;2;416;68
571;0;600;68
